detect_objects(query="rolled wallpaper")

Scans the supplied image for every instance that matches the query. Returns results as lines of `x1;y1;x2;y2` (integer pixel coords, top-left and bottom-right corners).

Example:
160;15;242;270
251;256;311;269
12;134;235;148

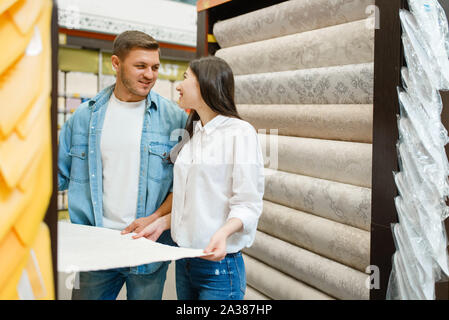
259;134;372;187
244;286;270;300
244;231;370;300
235;63;374;105
215;18;374;75
213;0;375;48
243;254;334;300
258;200;370;272
263;168;371;231
58;222;206;273
238;104;373;143
212;0;376;301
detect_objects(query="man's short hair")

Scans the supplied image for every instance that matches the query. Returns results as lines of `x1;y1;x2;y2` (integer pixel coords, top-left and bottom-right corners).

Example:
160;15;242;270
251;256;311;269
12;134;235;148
113;30;160;59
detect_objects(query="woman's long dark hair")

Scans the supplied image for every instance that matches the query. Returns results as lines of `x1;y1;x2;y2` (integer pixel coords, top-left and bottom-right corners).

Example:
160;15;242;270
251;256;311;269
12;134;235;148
185;56;241;137
170;56;241;163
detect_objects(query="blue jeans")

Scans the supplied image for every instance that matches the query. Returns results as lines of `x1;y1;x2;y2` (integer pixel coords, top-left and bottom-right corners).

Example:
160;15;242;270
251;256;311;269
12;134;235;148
71;262;169;300
175;252;246;300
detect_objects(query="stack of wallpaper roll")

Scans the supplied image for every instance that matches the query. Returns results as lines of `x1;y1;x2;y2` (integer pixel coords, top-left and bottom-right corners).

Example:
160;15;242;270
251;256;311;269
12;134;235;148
0;0;54;299
214;0;375;300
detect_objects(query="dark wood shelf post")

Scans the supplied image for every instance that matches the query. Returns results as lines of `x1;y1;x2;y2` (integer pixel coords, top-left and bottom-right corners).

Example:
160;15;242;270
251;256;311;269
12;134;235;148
370;0;405;300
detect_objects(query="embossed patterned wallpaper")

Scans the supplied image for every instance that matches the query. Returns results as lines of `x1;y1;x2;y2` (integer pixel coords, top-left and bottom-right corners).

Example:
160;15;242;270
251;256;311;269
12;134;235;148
213;0;375;300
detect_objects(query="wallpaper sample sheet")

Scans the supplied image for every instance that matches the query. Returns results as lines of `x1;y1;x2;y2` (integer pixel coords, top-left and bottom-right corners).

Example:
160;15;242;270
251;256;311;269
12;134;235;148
58;222;206;273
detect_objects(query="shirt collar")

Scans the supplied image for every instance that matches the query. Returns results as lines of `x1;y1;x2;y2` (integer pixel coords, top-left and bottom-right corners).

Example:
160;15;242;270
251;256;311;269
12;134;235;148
194;114;228;135
89;84;157;112
147;90;158;110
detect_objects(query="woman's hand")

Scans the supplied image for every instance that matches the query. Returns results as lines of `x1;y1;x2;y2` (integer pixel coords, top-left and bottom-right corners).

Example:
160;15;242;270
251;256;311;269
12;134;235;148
202;229;228;261
202;218;243;261
121;214;160;235
122;193;173;235
132;214;171;242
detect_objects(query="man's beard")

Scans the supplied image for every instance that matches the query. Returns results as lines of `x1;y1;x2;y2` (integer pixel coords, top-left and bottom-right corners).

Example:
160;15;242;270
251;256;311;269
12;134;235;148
120;70;151;97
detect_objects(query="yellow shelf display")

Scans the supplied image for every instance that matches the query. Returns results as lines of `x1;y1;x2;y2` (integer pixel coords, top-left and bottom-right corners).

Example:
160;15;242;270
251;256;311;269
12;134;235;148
0;0;55;300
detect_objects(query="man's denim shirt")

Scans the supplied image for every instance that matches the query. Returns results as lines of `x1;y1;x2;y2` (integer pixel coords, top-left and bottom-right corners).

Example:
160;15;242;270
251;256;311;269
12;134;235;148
58;85;188;274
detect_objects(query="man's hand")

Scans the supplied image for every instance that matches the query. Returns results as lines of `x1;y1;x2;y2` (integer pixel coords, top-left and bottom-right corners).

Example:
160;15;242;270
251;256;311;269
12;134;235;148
132;214;171;242
121;214;159;235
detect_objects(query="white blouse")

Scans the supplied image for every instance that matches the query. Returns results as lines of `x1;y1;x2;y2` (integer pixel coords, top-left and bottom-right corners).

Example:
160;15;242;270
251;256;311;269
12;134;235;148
170;115;265;253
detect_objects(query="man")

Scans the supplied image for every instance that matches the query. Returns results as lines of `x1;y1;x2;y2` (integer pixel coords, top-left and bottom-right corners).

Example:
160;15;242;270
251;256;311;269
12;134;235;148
58;30;188;300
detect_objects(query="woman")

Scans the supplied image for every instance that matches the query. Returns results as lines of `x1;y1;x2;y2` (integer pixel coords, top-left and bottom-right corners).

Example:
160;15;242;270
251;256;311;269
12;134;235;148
133;56;264;300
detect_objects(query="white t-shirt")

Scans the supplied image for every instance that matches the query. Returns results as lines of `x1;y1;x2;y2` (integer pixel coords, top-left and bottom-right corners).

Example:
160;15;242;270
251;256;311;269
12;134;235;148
101;93;146;230
171;115;265;252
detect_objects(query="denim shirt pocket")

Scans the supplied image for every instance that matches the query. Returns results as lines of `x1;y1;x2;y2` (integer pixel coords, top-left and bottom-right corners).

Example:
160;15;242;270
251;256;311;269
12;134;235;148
69;145;89;183
148;142;174;182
